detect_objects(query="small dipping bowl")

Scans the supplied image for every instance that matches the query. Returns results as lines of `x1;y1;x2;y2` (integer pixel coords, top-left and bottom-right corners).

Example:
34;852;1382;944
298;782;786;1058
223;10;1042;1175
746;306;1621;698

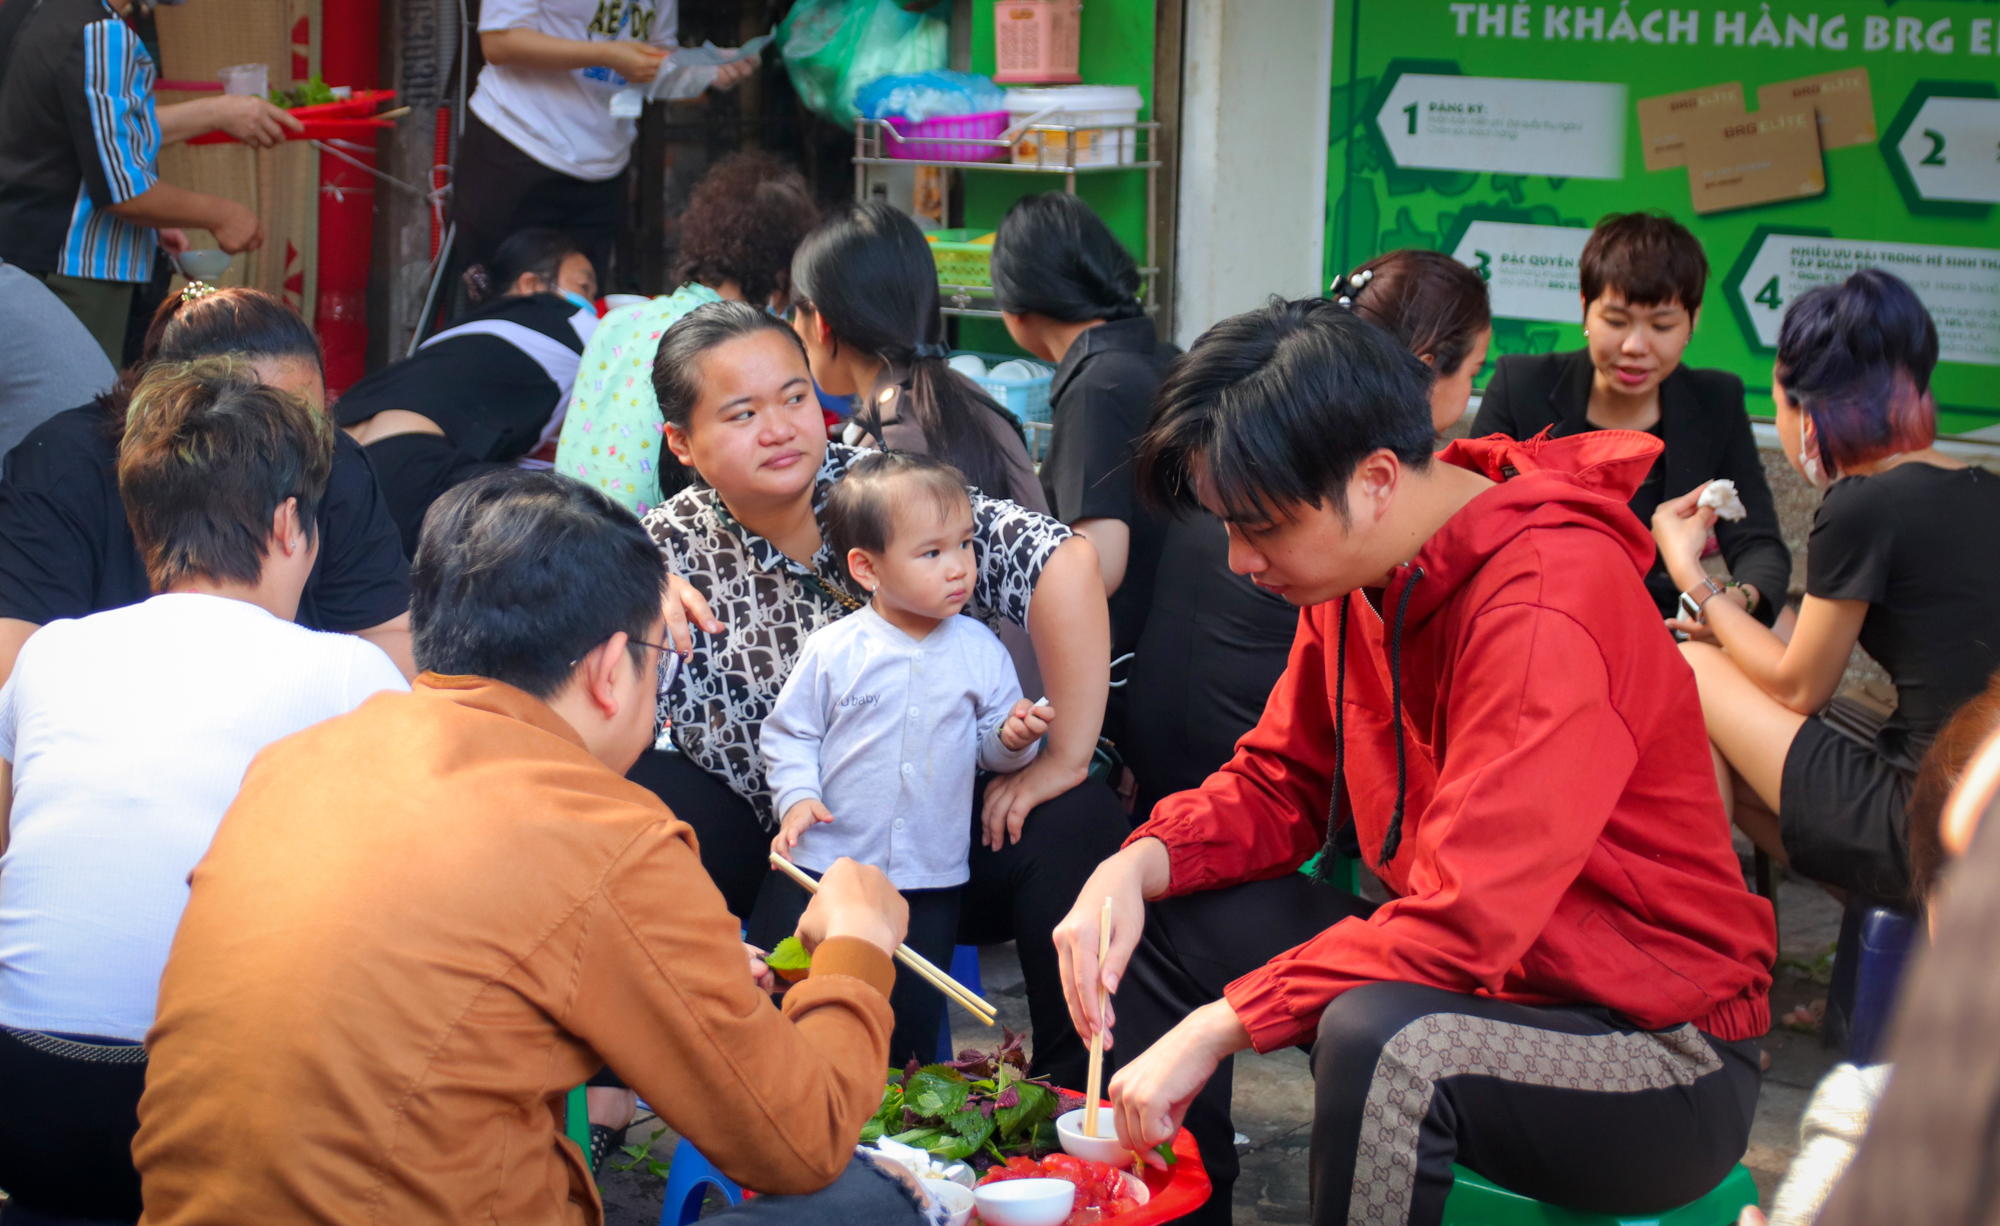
1056;1107;1134;1168
921;1178;974;1226
175;249;232;280
973;1176;1075;1226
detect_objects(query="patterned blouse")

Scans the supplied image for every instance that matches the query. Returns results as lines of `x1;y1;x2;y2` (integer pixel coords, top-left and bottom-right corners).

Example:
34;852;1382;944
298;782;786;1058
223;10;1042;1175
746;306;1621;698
553;282;721;516
641;443;1074;827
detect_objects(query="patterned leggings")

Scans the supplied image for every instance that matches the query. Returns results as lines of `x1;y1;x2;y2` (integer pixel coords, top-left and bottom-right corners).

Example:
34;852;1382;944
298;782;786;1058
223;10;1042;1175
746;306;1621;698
1110;874;1762;1226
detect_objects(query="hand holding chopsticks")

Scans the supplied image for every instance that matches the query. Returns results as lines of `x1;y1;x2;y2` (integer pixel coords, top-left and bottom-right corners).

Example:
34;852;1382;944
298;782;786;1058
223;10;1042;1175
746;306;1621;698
767;852;997;1026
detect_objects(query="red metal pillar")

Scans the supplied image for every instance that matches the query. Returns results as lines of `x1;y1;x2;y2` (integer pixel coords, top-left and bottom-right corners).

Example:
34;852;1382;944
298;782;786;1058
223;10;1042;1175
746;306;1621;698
316;0;382;397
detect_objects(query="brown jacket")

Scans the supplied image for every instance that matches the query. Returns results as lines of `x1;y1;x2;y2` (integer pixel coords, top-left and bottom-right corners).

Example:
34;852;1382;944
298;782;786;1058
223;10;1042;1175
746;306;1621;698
133;675;896;1226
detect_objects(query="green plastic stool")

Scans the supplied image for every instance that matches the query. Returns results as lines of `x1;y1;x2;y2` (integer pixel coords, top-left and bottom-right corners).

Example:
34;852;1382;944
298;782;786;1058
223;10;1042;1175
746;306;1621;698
565;1084;591;1154
1441;1163;1759;1226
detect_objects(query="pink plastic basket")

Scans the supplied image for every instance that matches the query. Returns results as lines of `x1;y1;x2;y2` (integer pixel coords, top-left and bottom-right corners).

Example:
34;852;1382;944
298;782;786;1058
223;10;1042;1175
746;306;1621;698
882;110;1010;163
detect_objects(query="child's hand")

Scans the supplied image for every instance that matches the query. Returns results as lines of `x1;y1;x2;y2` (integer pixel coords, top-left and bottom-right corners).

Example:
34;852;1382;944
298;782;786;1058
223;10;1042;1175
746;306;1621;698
771;798;834;862
998;698;1054;752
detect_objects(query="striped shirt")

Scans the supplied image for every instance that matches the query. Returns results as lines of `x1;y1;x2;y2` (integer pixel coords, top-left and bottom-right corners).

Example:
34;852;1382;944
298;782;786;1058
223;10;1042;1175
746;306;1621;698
0;0;161;283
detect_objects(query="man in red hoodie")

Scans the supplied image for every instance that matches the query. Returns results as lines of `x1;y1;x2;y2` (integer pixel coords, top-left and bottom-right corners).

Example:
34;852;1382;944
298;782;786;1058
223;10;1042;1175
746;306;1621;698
1053;300;1775;1226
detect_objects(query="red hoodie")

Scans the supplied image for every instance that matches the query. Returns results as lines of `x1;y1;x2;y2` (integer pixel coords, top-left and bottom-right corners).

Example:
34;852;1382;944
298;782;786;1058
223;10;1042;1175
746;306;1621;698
1131;430;1776;1053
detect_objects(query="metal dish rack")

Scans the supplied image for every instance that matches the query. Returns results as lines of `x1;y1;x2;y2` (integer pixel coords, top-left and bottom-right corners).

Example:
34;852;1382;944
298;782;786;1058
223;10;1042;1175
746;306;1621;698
853;117;1162;320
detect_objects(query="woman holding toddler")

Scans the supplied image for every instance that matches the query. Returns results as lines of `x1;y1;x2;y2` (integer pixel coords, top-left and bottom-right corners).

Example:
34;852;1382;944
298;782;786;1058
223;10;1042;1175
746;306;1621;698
632;301;1127;1089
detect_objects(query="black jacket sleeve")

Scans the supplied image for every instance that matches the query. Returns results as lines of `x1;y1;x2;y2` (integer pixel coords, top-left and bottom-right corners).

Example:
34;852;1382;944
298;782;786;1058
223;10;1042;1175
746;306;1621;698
1708;383;1790;624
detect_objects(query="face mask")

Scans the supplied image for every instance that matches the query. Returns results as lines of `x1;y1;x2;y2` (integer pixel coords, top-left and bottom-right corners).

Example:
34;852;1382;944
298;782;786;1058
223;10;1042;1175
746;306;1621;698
1801;451;1823;487
561;290;596;316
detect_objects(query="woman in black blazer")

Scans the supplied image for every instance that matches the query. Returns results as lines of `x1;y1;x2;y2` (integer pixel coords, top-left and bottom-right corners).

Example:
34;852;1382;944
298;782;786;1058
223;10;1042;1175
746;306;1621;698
1471;213;1788;625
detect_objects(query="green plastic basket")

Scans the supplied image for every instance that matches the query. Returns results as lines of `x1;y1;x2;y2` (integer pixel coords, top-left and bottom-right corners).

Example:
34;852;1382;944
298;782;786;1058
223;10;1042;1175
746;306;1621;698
928;227;994;289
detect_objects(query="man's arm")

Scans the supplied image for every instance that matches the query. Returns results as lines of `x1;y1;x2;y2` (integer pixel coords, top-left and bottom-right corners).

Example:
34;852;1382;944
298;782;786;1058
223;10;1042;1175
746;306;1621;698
0;620;36;690
155;95;302;147
351;612;414;680
571;836;905;1195
106;183;263;254
1221;602;1636;1053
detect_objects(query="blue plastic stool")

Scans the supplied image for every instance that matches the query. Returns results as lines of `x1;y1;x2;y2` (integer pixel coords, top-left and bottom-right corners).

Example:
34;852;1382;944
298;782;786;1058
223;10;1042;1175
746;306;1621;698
659;1135;745;1225
1848;906;1918;1064
1441;1161;1759;1225
935;944;986;1061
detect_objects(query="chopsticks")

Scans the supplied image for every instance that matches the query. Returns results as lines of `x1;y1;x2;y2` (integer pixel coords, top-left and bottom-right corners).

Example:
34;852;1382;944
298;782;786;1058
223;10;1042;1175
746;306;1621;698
1083;897;1111;1138
766;853;997;1026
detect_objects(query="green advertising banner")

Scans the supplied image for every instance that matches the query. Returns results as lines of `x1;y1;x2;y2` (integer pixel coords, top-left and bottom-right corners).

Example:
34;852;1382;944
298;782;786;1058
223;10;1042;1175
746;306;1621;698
1326;1;2000;435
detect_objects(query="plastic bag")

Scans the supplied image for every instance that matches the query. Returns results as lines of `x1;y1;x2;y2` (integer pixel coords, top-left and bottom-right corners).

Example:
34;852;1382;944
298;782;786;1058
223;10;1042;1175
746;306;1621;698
856;70;1004;122
777;0;949;126
646;33;774;101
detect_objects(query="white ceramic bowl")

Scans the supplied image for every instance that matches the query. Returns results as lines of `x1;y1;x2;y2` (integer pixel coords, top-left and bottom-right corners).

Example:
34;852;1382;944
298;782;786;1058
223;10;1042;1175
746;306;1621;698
921;1178;974;1226
973;1176;1075;1226
1055;1107;1135;1168
175;249;232;280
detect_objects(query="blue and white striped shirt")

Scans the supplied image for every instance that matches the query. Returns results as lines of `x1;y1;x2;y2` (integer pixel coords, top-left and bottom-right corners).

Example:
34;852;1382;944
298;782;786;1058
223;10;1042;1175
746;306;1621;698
60;7;159;283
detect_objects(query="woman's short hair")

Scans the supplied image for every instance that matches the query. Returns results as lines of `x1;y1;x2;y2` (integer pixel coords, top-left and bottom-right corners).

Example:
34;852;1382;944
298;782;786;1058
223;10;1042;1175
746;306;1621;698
673;152;821;309
409;470;668;699
1336;248;1491;377
1578;212;1708;312
824;450;971;567
116;357;333;593
651;299;812;433
1776;269;1938;475
1139;297;1435;523
990;192;1143;323
465;227;589;304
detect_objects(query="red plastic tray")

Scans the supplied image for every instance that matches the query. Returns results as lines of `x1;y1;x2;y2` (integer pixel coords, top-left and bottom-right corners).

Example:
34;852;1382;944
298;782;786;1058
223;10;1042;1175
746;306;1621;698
186;89;398;145
974;1116;1211;1224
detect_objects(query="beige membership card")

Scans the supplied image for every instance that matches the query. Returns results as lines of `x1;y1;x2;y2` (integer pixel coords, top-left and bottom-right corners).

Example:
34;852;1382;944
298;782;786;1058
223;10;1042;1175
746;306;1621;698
1684;107;1826;213
1756;68;1877;151
1636;82;1745;171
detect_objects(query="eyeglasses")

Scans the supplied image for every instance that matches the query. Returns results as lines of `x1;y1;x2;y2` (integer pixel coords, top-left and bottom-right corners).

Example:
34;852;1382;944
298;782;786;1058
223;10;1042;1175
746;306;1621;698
565;638;681;671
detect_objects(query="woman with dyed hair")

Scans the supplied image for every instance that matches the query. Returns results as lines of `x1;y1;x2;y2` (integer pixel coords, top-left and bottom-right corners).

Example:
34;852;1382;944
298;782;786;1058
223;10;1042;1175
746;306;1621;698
1664;269;2000;904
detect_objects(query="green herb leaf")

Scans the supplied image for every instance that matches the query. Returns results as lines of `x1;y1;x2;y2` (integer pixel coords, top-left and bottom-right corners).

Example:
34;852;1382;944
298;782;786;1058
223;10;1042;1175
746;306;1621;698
1155;1141;1178;1166
996;1081;1056;1140
889;1127;945;1146
859;1120;884;1142
765;936;813;973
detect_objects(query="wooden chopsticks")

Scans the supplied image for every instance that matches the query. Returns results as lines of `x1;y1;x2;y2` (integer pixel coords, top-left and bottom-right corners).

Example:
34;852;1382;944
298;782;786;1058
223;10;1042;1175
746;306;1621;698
1083;897;1111;1137
766;853;998;1026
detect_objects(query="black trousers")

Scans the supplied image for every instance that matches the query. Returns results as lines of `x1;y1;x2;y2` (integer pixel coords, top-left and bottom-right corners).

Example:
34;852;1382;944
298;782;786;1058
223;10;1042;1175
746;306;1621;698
747;869;961;1070
0;1028;147;1222
1113;874;1762;1226
624;750;1129;1090
446;112;623;320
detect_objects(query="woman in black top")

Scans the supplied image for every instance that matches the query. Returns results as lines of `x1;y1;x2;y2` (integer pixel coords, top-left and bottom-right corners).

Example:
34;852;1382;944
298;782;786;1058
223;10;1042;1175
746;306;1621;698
1669;270;2000;903
991;194;1175;712
1124;249;1491;818
0;287;412;683
1472;212;1788;625
339;229;599;555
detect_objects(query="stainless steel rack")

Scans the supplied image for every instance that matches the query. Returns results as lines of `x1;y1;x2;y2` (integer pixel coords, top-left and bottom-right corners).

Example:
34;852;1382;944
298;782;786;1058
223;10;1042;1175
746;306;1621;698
853;117;1161;319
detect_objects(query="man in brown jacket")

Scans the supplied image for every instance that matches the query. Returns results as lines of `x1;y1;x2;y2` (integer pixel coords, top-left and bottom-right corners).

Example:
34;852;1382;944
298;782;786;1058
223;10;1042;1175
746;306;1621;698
132;472;924;1226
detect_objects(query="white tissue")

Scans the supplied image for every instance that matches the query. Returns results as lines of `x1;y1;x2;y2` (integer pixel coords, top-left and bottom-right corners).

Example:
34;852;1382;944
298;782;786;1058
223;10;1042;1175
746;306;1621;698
1697;479;1747;522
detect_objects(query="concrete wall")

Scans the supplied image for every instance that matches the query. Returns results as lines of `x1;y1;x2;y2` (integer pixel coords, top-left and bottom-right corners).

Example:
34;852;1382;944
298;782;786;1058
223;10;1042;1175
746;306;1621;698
1171;0;1335;347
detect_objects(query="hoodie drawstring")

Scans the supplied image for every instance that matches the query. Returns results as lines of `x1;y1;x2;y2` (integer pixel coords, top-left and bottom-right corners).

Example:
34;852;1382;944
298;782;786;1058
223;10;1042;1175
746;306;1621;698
1308;599;1351;886
1377;566;1424;866
1310;566;1426;884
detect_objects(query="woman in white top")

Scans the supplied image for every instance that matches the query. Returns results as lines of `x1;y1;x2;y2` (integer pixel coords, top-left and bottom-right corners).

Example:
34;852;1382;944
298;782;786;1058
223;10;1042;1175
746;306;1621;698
0;359;407;1223
451;0;757;313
